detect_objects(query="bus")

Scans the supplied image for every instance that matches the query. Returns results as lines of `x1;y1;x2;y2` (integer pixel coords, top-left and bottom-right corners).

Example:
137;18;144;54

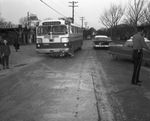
36;19;83;57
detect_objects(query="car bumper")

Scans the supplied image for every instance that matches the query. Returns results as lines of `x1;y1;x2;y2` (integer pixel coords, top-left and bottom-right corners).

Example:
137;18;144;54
93;44;109;48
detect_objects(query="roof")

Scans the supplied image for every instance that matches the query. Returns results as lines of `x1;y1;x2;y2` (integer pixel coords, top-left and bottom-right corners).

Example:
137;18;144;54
95;35;108;38
38;19;81;28
127;37;150;42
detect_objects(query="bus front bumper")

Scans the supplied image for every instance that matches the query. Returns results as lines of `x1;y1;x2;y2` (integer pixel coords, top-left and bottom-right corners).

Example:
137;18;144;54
36;48;69;56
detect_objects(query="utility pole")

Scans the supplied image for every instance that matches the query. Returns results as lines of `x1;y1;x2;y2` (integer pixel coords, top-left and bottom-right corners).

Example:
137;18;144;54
80;17;85;28
27;12;30;27
85;22;88;29
0;2;1;18
69;1;78;23
0;2;1;15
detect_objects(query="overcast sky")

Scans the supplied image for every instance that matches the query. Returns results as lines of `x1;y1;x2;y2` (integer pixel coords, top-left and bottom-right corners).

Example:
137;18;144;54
0;0;128;30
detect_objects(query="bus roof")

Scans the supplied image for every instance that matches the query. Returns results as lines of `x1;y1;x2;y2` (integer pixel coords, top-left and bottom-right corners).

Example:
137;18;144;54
38;19;66;26
38;19;81;28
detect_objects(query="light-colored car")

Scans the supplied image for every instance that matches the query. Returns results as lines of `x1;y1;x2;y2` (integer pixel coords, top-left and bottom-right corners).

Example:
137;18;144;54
93;35;111;48
124;37;150;47
108;37;150;65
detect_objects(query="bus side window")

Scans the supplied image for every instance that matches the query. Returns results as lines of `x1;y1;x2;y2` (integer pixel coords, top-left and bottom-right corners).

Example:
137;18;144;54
37;28;41;35
69;26;72;34
62;26;68;34
71;26;74;33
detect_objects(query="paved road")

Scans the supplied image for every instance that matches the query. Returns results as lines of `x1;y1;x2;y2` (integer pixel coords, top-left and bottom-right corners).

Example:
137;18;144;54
0;40;150;121
0;41;99;121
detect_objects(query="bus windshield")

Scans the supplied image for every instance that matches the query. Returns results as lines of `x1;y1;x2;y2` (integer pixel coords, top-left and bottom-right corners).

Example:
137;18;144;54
37;25;67;35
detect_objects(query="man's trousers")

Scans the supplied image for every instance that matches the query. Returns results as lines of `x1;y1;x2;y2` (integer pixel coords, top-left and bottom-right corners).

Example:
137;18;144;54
131;49;143;84
1;55;9;68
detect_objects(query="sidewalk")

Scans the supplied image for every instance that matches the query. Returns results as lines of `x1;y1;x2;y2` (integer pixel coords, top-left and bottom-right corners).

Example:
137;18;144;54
0;44;41;77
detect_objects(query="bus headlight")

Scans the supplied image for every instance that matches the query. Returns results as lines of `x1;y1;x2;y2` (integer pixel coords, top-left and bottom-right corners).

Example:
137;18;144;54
64;44;67;46
37;44;40;47
36;38;42;43
61;37;69;43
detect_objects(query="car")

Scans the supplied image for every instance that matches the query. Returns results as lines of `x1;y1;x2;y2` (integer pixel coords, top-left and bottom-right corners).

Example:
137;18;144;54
108;37;150;65
93;35;111;48
87;35;92;40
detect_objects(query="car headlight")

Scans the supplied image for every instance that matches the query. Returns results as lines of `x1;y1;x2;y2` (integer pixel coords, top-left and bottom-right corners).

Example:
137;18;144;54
61;37;69;43
36;38;42;43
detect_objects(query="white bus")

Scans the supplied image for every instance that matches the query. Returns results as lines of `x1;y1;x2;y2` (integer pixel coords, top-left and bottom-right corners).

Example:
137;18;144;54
36;19;83;57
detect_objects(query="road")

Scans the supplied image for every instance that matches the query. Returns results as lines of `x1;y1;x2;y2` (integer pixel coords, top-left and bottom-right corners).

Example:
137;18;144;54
0;40;150;121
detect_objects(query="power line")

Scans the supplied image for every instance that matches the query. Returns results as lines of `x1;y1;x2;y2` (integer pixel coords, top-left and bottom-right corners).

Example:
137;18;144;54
40;0;66;18
49;0;69;16
40;0;81;28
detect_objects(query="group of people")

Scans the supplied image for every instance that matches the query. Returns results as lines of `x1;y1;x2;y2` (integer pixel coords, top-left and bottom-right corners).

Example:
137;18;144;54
0;38;11;70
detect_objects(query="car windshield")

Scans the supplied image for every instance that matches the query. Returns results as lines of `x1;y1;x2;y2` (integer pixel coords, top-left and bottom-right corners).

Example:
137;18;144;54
37;25;67;35
95;37;108;41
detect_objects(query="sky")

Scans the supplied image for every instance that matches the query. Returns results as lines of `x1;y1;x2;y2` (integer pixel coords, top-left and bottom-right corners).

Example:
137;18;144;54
0;0;128;30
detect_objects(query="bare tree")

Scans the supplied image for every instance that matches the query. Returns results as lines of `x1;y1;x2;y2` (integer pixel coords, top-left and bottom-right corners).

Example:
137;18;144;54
0;17;6;26
19;17;28;26
6;21;14;27
0;17;14;27
99;4;125;39
100;4;125;28
125;0;147;28
142;2;150;24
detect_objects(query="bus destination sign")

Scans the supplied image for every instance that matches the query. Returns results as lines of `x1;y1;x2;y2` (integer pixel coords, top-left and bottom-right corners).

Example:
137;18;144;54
42;21;61;26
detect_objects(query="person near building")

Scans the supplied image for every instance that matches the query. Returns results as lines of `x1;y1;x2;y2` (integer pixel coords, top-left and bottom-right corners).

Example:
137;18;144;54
1;39;11;69
14;40;20;52
131;26;150;86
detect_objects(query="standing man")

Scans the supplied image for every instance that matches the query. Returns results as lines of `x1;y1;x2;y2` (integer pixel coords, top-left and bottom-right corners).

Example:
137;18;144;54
0;40;3;70
14;40;20;52
131;26;150;86
1;39;11;69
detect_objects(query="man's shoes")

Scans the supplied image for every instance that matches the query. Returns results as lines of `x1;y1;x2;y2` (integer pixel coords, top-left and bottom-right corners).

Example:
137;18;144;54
135;83;141;86
132;83;141;86
132;81;142;86
138;80;142;83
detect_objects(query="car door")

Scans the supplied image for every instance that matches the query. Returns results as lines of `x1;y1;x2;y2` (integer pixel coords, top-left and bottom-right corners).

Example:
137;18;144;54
122;41;133;59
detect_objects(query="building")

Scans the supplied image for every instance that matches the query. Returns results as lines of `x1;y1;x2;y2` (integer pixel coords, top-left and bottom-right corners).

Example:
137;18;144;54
0;25;36;44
